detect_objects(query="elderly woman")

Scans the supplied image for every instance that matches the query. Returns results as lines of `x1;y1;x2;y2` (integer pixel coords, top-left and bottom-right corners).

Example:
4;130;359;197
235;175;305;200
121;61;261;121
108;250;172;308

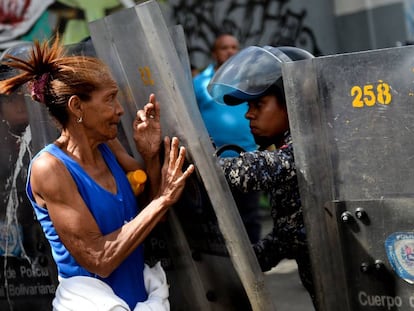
0;37;194;310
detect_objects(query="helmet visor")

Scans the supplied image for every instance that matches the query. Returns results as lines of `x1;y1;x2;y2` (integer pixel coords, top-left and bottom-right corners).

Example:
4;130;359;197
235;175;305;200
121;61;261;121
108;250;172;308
207;46;285;105
1;42;33;61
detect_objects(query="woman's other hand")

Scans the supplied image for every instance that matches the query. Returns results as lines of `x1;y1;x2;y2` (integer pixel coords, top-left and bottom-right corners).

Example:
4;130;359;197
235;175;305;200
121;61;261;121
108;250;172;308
158;136;195;205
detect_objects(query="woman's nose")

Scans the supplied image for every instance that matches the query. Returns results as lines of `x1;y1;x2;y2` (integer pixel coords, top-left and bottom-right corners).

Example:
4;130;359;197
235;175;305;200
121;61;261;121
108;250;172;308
115;99;124;116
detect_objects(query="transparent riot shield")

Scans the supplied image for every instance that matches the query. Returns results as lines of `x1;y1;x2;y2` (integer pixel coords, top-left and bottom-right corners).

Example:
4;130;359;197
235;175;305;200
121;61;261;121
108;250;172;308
0;56;58;310
89;1;274;310
283;45;414;311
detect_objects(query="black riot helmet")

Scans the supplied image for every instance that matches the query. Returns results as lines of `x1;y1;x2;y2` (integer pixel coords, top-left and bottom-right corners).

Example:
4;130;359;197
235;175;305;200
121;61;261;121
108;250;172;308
207;45;314;105
0;42;33;81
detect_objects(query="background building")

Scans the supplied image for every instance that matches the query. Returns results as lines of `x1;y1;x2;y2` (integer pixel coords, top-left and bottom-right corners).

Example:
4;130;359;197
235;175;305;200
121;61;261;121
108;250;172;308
1;0;413;67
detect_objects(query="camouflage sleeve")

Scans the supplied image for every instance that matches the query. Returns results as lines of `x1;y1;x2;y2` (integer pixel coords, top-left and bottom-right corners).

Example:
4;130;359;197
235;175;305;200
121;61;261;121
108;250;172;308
218;145;296;193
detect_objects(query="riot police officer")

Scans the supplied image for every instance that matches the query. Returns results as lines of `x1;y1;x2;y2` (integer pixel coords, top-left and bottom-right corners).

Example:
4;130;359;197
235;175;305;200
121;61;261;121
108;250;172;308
208;45;318;309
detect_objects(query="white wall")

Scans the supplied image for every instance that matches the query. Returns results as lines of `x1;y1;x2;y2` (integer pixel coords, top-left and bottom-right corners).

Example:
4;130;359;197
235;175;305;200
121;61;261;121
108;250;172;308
334;0;402;15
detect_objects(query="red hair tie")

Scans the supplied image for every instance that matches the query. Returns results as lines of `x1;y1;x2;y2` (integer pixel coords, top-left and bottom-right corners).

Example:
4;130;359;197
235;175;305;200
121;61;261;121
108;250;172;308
30;73;49;103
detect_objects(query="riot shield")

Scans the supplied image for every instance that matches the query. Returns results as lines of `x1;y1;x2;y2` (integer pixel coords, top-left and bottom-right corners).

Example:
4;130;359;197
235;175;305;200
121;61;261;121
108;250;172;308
0;39;125;311
283;45;414;310
0;53;58;311
89;1;274;310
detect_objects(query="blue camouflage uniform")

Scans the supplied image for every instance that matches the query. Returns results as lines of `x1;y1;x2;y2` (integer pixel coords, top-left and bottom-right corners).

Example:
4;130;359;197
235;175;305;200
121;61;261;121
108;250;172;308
219;131;316;303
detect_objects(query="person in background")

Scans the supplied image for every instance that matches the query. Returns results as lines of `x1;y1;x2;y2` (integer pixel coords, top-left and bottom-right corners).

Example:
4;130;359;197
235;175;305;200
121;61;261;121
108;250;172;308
208;45;318;308
0;36;194;310
193;33;261;243
0;65;36;258
190;64;199;77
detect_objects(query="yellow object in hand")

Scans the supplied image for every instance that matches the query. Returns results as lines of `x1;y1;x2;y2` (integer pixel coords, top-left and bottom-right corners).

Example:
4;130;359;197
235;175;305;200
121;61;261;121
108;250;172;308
127;169;147;196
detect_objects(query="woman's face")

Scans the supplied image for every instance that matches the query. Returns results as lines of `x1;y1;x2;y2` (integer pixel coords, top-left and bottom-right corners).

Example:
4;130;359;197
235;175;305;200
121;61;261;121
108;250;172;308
245;94;289;142
81;84;124;141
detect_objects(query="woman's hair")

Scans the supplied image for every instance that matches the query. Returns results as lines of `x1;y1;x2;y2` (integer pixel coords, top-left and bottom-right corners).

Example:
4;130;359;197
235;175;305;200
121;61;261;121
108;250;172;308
0;36;116;127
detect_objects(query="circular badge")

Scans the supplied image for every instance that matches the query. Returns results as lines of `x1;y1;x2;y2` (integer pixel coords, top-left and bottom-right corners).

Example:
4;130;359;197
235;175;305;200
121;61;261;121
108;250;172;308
385;232;414;284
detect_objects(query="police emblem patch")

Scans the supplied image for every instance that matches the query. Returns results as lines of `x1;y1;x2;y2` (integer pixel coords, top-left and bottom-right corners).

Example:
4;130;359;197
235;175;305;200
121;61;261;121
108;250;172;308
385;232;414;284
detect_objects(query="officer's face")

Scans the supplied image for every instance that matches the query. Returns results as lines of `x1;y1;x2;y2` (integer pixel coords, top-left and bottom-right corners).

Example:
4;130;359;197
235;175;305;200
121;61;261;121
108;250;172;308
246;94;289;144
0;93;29;135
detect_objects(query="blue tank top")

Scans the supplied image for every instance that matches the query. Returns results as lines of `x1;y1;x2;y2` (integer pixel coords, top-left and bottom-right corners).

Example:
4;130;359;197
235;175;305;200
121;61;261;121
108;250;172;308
26;143;147;308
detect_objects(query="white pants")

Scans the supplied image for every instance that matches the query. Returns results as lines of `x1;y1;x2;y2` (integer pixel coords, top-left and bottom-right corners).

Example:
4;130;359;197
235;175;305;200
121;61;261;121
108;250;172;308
53;262;169;311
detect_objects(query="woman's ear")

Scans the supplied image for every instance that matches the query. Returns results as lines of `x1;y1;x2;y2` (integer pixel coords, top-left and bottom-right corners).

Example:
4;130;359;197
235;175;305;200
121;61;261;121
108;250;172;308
67;95;82;119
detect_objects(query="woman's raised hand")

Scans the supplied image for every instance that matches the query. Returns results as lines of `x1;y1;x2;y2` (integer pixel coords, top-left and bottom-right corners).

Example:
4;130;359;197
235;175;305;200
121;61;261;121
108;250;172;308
133;93;162;160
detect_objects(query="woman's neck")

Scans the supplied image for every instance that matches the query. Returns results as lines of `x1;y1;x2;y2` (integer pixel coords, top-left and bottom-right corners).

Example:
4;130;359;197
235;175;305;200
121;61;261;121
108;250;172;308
55;130;101;166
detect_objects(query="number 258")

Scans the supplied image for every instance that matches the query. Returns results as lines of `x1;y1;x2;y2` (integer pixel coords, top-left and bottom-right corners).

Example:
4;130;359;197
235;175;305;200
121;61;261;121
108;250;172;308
351;82;392;107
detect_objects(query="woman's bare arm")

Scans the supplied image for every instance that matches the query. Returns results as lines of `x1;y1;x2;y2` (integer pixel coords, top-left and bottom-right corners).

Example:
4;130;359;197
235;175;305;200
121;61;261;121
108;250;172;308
30;137;194;278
